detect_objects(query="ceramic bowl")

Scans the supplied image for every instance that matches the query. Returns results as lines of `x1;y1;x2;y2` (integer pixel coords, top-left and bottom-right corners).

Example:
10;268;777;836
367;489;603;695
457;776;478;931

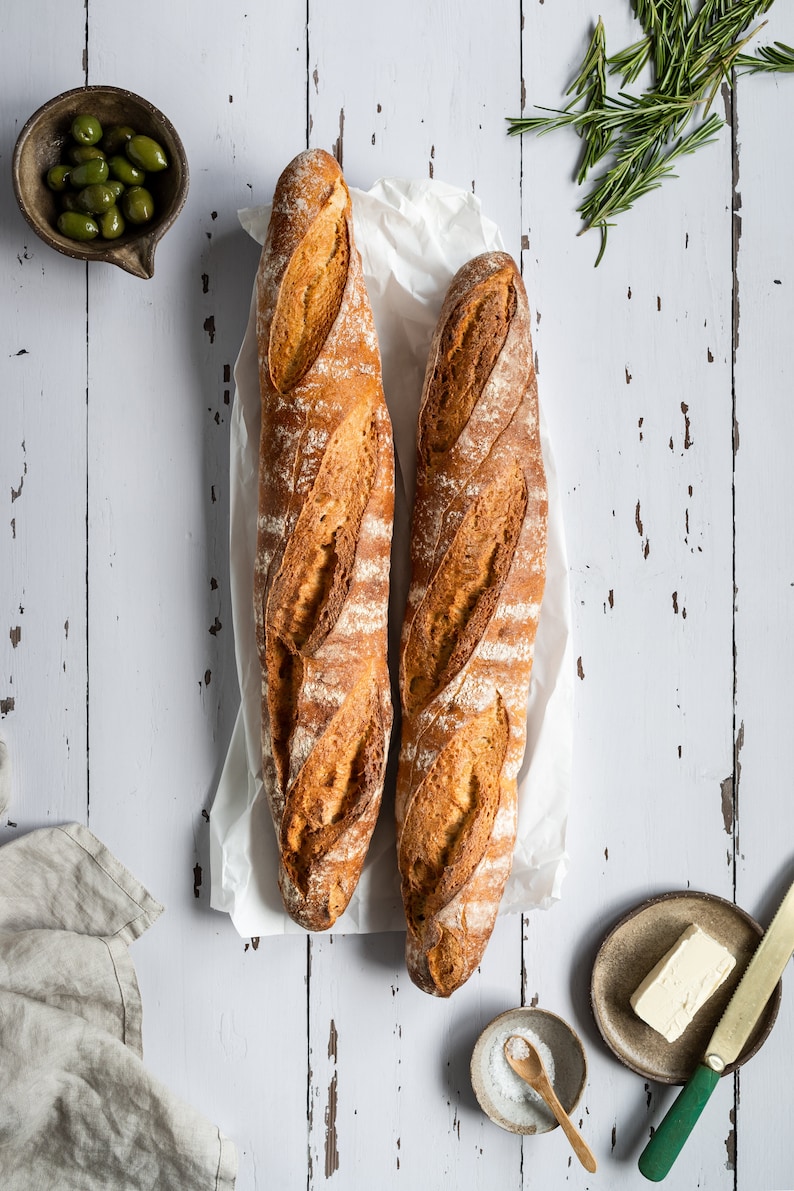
591;890;782;1084
12;85;189;279
470;1006;588;1135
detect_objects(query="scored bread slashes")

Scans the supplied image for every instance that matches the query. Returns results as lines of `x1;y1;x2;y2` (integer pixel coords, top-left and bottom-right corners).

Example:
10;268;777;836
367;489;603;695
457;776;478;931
254;149;395;931
396;252;548;996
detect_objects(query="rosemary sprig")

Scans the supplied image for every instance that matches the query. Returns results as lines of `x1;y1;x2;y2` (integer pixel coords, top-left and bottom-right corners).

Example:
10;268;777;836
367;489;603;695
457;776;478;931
507;0;788;263
631;0;690;80
570;16;609;101
570;18;613;181
736;40;794;71
609;36;653;85
582;114;724;264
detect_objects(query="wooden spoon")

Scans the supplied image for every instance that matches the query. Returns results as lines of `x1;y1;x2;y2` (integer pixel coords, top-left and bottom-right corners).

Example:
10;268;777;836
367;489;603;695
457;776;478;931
504;1034;597;1172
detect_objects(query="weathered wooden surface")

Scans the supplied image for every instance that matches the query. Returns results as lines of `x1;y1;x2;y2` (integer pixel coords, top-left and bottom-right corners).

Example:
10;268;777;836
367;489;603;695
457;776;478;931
2;2;794;1188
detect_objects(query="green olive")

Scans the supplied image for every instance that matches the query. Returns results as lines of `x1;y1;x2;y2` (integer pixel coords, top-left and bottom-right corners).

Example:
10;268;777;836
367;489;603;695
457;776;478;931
75;183;117;214
46;164;71;192
68;144;106;165
69;158;110;187
57;211;100;241
48;109;171;244
71;114;103;146
108;154;145;186
106;178;125;201
98;205;125;240
121;185;155;224
126;134;168;172
101;124;136;155
59;191;82;212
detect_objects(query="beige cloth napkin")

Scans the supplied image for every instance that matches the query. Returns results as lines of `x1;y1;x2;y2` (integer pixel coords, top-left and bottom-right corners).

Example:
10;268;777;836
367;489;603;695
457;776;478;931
0;822;237;1190
0;741;10;817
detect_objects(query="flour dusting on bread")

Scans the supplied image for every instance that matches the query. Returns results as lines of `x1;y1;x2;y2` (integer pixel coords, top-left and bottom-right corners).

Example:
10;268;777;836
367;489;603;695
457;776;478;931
254;149;394;931
396;251;548;996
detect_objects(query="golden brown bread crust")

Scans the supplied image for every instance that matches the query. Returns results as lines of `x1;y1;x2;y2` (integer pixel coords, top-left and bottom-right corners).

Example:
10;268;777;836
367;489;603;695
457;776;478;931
254;148;394;931
396;251;548;995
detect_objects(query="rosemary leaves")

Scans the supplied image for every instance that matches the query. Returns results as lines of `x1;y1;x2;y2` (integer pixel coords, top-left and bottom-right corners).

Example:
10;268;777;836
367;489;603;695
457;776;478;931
508;1;789;264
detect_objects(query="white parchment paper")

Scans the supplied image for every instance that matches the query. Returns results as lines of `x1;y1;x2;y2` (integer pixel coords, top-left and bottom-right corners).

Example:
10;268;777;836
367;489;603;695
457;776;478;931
209;178;573;938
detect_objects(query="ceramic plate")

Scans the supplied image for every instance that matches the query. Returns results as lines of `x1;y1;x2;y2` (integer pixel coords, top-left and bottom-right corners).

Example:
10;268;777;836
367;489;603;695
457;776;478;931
470;1006;588;1135
591;890;781;1084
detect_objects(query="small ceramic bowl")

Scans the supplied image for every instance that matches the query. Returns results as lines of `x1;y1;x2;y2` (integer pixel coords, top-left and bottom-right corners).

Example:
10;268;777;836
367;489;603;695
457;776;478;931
12;85;189;279
591;890;782;1084
470;1006;588;1135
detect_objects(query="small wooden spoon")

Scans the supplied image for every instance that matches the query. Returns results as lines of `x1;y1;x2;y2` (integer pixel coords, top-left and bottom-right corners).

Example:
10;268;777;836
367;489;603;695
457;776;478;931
504;1034;597;1172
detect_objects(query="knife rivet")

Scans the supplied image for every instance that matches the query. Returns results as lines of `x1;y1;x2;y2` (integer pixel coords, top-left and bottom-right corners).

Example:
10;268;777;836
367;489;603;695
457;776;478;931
706;1054;725;1073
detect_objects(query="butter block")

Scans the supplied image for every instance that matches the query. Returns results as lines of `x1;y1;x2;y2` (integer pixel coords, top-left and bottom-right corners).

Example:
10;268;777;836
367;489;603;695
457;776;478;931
630;923;736;1043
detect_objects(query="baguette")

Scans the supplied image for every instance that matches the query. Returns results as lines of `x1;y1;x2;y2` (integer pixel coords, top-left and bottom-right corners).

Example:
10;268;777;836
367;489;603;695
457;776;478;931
396;251;548;996
254;148;394;931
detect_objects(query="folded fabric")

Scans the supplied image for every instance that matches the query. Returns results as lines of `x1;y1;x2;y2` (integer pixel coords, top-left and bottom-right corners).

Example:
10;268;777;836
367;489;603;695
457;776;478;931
0;822;237;1190
0;740;10;817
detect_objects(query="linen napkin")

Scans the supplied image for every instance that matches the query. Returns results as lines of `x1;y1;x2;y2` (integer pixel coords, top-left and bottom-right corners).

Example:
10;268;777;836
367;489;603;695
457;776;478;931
0;822;237;1191
0;740;10;817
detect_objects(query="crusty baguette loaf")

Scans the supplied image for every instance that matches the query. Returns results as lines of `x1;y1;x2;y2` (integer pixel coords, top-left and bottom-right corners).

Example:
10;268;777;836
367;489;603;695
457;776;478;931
396;251;548;996
254;148;394;931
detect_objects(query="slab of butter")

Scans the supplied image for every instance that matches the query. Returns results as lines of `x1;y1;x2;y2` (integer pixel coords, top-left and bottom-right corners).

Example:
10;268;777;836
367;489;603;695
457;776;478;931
630;923;736;1043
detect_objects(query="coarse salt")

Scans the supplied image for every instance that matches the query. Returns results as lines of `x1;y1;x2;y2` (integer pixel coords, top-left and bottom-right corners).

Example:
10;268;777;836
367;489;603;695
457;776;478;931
487;1023;556;1105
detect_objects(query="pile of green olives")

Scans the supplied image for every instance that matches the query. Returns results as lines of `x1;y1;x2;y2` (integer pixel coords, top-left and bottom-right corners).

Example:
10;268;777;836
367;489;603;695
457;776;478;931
46;112;169;243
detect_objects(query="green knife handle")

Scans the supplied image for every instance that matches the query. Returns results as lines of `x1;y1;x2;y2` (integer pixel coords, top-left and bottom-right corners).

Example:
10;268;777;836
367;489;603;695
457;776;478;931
638;1063;721;1182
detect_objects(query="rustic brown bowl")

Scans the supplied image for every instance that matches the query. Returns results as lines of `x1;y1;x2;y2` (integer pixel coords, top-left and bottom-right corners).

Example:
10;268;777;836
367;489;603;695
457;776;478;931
471;1006;588;1135
591;890;782;1084
12;85;189;279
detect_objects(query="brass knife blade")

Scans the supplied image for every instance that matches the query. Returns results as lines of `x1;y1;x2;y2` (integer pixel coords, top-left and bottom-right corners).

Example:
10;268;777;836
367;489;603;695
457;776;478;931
703;877;794;1073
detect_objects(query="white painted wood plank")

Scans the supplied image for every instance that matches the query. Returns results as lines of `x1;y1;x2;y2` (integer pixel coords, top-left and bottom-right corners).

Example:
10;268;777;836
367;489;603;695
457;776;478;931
80;5;312;1189
308;0;525;254
520;2;738;1186
305;3;529;1186
732;5;794;1191
0;3;89;839
308;919;525;1188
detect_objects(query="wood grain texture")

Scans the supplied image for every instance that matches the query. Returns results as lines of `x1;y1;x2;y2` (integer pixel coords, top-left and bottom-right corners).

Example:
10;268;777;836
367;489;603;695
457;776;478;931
82;4;311;1186
0;3;89;838
732;6;794;1190
1;0;793;1188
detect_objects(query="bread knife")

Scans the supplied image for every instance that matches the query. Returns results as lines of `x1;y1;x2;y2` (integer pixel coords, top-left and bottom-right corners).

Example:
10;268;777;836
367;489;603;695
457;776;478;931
638;876;794;1182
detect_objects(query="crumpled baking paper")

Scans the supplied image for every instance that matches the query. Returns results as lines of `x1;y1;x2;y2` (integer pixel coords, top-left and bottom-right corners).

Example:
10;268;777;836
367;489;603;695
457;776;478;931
209;177;573;938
